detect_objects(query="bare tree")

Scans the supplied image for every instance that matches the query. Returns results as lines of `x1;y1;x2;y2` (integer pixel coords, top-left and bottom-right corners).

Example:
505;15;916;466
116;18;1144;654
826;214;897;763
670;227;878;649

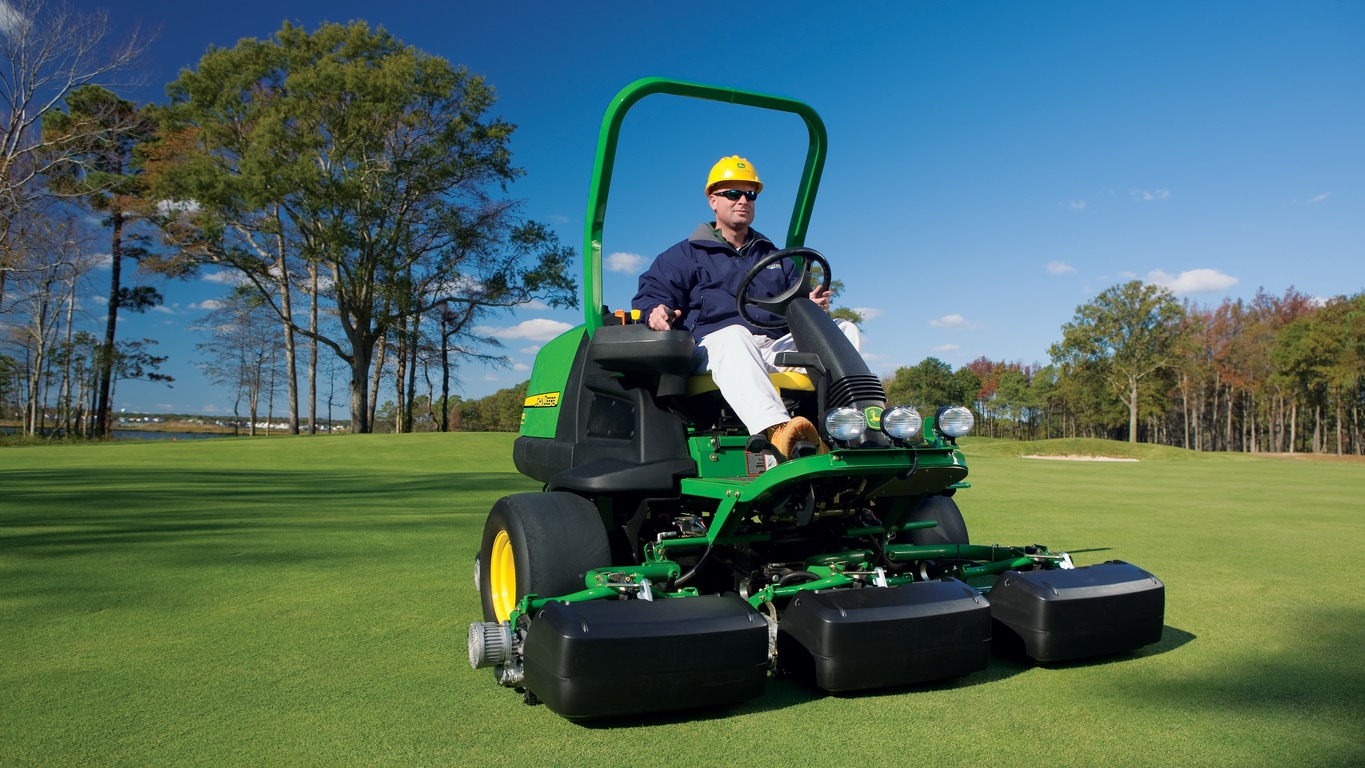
191;286;284;437
0;0;150;309
1;211;95;435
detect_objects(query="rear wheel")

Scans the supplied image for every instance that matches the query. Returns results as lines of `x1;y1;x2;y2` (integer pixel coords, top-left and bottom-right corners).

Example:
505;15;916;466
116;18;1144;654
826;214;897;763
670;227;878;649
479;492;612;622
905;494;970;546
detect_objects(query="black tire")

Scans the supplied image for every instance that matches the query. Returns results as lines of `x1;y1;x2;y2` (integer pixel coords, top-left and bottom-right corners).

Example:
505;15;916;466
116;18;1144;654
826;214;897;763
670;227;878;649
479;492;611;623
905;494;970;546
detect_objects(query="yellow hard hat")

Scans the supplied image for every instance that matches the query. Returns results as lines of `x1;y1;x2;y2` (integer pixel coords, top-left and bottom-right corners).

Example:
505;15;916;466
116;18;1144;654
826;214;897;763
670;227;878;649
705;155;763;194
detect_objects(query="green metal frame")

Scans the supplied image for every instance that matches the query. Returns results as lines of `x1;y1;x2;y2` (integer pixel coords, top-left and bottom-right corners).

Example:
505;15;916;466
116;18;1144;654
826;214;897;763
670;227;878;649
581;77;829;334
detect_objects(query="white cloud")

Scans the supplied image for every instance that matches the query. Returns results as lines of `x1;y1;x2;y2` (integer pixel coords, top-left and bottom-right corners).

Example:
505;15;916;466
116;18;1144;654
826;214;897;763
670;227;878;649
519;345;542;355
157;199;200;215
932;344;961;353
519;299;550;310
1295;192;1330;205
512;363;531;372
605;251;646;273
1063;201;1087;211
1131;189;1172;202
929;314;977;330
475;318;574;341
204;270;247;286
193;299;226;310
852;307;884;321
1046;260;1076;275
152;305;176;314
0;2;29;38
429;273;482;295
1146;268;1239;295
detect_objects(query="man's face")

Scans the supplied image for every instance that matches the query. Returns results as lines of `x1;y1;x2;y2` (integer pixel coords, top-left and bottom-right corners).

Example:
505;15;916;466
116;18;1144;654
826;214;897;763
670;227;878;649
708;181;759;230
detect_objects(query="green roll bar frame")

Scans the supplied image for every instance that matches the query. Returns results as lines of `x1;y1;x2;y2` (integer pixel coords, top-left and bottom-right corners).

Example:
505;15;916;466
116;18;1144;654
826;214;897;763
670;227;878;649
581;77;829;334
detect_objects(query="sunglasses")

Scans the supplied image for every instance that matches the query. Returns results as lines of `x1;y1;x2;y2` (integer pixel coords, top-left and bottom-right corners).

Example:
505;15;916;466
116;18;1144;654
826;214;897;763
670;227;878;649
712;189;758;202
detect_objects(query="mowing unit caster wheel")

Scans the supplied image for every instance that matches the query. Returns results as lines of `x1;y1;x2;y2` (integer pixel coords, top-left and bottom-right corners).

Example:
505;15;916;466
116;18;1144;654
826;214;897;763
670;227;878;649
521;689;540;706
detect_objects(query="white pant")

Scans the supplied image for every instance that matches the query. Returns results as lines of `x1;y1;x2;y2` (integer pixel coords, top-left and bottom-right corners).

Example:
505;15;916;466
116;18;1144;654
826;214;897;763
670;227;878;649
694;320;863;435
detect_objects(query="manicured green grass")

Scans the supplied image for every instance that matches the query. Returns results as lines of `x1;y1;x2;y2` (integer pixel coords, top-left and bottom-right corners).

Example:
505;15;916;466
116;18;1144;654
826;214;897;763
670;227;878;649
3;435;1363;767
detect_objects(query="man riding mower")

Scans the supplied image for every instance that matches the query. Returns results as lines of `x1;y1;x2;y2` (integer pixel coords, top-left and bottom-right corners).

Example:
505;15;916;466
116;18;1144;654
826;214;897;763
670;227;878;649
466;78;1164;721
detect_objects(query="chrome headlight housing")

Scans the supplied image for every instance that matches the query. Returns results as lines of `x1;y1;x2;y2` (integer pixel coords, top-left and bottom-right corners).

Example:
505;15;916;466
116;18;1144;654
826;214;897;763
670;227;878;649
935;405;975;439
824;407;866;442
882;406;923;440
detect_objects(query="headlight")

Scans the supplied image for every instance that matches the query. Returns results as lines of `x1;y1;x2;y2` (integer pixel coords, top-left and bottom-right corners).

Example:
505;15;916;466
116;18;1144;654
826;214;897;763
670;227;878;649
936;405;975;438
882;406;923;440
824;407;866;441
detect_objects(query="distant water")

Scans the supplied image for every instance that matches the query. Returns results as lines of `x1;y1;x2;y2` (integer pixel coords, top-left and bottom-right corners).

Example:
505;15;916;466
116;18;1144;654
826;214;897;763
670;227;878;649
112;430;233;441
1;427;232;441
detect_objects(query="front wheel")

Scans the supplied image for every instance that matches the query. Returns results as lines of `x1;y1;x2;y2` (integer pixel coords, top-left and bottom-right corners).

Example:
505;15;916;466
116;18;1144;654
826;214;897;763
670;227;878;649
479;492;611;623
904;494;970;546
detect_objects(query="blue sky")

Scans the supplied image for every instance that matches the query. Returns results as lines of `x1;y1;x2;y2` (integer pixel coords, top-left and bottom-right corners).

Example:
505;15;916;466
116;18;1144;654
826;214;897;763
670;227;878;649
88;0;1363;416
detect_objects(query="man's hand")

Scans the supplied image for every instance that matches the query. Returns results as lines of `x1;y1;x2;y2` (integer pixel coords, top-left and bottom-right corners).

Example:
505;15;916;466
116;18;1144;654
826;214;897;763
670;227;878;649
809;285;832;313
648;304;682;330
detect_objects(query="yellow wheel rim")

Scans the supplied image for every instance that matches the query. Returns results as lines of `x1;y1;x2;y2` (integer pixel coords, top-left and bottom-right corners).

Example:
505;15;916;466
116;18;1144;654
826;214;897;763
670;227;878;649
489;530;517;622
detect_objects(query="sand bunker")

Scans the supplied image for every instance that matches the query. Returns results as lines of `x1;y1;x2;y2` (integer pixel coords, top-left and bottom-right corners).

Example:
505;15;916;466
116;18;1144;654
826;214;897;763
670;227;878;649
1021;454;1140;462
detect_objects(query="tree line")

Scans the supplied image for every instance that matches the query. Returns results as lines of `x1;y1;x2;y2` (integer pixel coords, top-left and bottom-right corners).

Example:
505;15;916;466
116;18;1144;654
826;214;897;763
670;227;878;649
1;4;575;437
885;282;1365;455
428;280;1365;460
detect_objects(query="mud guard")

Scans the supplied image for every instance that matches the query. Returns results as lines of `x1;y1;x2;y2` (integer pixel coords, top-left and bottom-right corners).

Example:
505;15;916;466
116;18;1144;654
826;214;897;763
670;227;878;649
776;579;992;692
988;561;1165;663
521;595;769;720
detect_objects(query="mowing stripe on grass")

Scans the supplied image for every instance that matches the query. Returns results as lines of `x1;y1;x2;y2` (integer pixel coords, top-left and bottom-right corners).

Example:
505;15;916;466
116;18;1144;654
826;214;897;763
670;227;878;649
3;435;1363;767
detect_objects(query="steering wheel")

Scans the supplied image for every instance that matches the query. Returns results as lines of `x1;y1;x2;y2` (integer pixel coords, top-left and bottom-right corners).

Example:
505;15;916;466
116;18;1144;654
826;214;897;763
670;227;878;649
735;247;831;330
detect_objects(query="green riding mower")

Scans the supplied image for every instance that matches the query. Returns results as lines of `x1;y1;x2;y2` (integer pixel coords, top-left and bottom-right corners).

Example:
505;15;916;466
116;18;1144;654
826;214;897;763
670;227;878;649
467;78;1164;721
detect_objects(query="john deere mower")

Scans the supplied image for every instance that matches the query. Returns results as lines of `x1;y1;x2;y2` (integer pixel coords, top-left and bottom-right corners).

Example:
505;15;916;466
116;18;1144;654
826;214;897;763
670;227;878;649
467;78;1164;720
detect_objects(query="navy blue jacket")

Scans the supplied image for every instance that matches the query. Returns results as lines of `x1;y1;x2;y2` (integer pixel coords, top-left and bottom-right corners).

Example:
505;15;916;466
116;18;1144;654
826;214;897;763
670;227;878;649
633;223;796;341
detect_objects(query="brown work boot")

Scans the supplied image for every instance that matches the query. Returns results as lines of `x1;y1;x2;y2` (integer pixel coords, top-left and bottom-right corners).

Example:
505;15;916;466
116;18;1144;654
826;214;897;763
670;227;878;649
766;416;827;458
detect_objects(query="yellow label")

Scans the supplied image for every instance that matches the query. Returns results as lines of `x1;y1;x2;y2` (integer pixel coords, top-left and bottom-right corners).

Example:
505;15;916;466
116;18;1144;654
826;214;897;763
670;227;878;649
523;391;560;408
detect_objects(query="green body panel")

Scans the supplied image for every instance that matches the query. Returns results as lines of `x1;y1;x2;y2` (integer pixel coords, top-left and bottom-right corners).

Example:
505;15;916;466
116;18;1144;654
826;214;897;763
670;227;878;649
582;77;829;334
518;325;586;438
688;435;766;477
679;447;967;505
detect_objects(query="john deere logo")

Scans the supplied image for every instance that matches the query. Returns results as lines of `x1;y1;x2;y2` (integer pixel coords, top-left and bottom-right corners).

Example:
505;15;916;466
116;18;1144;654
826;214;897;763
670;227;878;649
864;406;883;430
736;162;747;169
523;392;560;408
